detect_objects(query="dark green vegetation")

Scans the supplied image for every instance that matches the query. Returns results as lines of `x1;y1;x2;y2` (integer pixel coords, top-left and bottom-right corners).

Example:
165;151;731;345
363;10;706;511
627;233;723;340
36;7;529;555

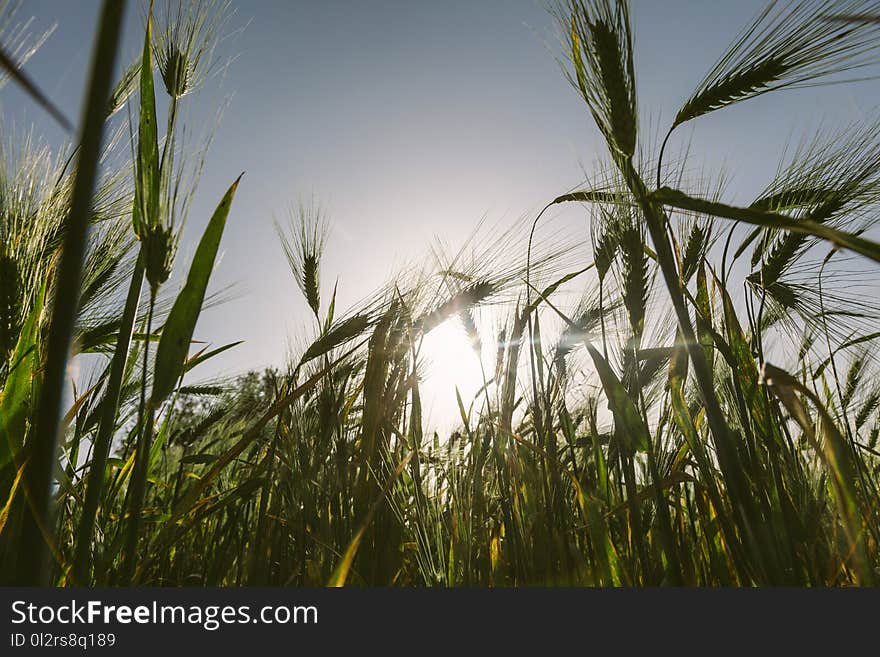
3;0;880;585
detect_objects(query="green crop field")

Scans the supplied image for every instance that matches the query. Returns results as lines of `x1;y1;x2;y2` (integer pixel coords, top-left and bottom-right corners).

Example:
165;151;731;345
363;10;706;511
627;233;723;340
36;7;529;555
2;0;880;586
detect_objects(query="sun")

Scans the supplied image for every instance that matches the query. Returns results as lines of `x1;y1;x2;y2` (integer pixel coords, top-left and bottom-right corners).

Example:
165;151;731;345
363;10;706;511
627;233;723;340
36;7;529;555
418;318;488;433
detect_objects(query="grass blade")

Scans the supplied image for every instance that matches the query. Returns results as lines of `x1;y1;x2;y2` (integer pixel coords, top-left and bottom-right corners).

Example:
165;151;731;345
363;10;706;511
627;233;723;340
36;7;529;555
329;451;414;587
0;280;44;469
652;186;880;264
15;0;126;586
151;174;242;405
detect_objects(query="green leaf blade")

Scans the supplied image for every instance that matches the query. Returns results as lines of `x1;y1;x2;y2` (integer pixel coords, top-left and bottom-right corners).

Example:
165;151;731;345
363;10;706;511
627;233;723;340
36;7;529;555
151;174;242;405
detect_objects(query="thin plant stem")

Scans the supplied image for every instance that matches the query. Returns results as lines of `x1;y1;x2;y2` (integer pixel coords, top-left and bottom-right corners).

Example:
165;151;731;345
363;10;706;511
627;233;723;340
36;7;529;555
15;0;126;586
72;253;145;584
121;290;156;584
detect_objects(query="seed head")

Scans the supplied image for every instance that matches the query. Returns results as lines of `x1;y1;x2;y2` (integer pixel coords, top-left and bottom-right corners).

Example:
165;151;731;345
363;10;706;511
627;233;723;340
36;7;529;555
143;223;177;294
159;44;194;100
277;199;330;319
154;0;233;99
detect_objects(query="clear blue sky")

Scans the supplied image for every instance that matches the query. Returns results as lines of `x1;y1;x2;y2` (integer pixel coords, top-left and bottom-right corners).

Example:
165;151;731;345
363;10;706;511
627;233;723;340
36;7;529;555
5;1;880;425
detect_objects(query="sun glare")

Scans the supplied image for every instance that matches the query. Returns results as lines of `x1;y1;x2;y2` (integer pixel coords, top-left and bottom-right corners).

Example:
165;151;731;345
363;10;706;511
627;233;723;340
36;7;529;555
418;319;488;432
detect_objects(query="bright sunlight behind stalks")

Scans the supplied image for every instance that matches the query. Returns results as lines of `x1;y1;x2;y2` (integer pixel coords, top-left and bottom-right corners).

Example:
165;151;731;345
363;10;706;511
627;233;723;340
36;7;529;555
419;316;489;431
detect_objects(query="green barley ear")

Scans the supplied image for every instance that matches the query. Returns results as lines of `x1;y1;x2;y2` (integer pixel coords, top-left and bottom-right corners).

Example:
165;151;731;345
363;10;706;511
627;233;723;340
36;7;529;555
159;43;192;99
590;197;622;283
855;391;880;430
459;307;482;355
593;224;617;283
493;324;507;384
154;0;233;99
680;222;708;284
414;281;497;335
842;350;868;409
143;222;177;294
298;312;373;366
618;216;648;339
277;199;329;320
560;0;637;159
749;119;880;288
555;289;620;366
106;55;142;119
868;424;879;451
673;1;880;132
